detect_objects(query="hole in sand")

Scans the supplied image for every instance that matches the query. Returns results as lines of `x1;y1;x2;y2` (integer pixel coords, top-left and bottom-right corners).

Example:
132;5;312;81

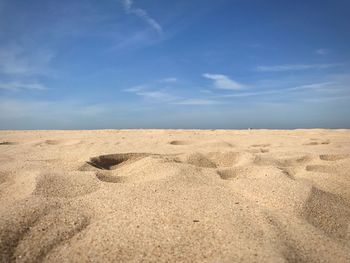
169;140;194;145
88;153;151;170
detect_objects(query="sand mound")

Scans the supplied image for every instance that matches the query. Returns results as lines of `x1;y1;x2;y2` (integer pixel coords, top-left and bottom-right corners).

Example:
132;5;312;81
34;172;99;198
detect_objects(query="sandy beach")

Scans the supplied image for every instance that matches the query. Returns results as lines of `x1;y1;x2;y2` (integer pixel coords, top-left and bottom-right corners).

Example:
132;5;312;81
0;129;350;262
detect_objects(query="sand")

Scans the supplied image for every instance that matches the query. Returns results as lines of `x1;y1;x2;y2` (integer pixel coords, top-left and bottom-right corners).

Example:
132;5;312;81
0;129;350;262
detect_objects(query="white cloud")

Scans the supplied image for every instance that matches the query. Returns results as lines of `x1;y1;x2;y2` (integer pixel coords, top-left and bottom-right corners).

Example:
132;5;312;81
125;85;176;101
119;0;162;34
203;73;245;90
315;48;331;55
256;63;341;72
0;81;47;91
218;81;344;99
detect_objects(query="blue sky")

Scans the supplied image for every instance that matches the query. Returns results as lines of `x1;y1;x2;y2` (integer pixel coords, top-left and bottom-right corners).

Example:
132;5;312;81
0;0;349;129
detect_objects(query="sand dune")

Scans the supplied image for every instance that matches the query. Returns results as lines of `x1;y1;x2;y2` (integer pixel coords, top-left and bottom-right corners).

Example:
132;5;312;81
0;129;350;262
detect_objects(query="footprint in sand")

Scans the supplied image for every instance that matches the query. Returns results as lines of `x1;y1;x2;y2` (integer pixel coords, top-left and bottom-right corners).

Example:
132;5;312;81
0;171;10;185
251;144;271;147
217;166;295;181
249;148;270;154
169;140;194;146
254;155;314;168
0;197;51;261
301;186;350;239
0;154;14;164
216;169;238;180
276;167;296;180
35;140;81;147
179;152;253;169
303;140;330;146
200;141;234;148
95;172;127;183
0;141;18;145
0;197;90;262
13;207;90;262
305;165;336;173
319;154;350;161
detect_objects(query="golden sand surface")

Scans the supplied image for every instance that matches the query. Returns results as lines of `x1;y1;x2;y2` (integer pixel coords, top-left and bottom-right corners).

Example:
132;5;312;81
0;129;349;262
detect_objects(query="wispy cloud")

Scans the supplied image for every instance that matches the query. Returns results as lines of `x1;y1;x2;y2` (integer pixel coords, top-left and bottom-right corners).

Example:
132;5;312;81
203;73;245;90
0;45;54;76
256;63;341;72
119;0;162;34
218;90;279;98
315;48;331;55
0;81;47;92
287;82;336;92
136;90;176;101
123;85;145;92
123;81;220;106
218;81;343;99
124;85;176;102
